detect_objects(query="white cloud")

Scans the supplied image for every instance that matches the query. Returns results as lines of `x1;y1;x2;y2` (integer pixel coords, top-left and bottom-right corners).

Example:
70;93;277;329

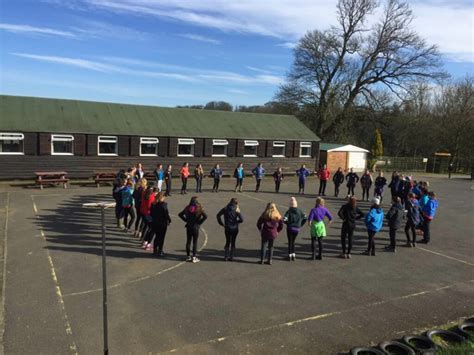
179;33;221;44
71;20;151;41
277;41;298;49
226;89;249;95
0;23;76;38
11;53;119;72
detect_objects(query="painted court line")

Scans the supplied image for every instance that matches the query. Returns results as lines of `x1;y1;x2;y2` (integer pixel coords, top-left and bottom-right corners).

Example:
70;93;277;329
31;196;78;354
417;247;474;267
164;279;474;354
0;193;10;355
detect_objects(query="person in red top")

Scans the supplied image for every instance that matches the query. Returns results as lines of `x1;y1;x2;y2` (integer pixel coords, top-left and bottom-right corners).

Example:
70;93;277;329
180;162;190;195
317;164;331;196
140;187;157;250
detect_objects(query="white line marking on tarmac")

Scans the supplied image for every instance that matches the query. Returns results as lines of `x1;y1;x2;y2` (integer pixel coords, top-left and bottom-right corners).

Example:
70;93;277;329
163;279;474;354
31;196;78;354
418;247;474;267
0;192;10;355
63;227;209;297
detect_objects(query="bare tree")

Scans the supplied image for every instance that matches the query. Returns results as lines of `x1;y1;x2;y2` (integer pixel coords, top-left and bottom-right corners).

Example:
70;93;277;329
276;0;446;139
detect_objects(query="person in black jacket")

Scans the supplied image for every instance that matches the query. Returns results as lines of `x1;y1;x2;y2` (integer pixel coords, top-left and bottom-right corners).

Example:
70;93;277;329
345;168;359;197
178;196;208;263
338;197;364;259
216;198;244;261
150;192;172;257
164;165;173;196
332;167;345;197
385;196;405;252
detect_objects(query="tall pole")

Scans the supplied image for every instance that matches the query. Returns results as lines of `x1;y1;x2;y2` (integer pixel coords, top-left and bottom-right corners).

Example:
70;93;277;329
101;207;109;355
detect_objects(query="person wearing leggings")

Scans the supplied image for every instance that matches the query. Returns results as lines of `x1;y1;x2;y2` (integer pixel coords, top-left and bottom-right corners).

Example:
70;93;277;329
283;197;307;261
141;187;157;250
180;162;190;194
133;180;146;237
296;164;310;194
121;179;136;232
363;197;384;256
234;163;244;193
308;197;333;260
345;168;359;197
385;196;404;252
252;163;265;193
404;193;420;247
338;197;364;259
360;169;373;201
112;178;126;229
273;167;284;193
150;192;171;257
178;196;208;263
217;198;244;261
332;167;344;197
317;164;330;196
257;203;284;265
210;164;223;192
194;164;204;193
164;165;172;196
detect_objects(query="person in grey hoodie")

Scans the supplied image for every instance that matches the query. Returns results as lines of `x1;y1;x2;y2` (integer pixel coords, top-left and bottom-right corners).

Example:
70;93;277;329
283;197;307;261
385;196;405;252
217;198;244;261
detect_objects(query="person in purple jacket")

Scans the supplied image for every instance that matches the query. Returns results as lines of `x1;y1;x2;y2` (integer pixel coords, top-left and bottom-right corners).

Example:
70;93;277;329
257;203;284;265
308;197;333;260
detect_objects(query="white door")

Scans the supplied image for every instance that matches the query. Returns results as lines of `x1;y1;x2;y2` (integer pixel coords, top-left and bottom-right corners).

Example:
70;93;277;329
348;152;366;171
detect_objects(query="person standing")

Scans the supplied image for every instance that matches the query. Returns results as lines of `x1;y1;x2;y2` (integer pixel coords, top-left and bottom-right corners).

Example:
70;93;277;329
345;168;359;197
317;164;331;196
180;162;190;194
374;171;387;202
283;197;307;261
388;172;400;200
154;164;164;192
112;178;126;229
308;197;333;260
234;163;244;192
210;164;223;192
332;167;345;197
164;165;173;196
420;191;438;244
252;163;265;193
404;192;421;247
217;198;244;261
273;167;284;193
150;192;171;257
257;203;284;265
133;178;147;238
135;163;145;183
140;187;157;250
360;169;373;201
194;164;204;193
448;161;454;179
121;179;136;233
178;196;208;263
363;197;384;256
385;197;404;252
296;164;310;195
338;197;364;259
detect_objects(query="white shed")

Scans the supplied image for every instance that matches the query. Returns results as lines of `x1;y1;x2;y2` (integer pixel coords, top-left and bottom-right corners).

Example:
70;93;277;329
320;144;370;172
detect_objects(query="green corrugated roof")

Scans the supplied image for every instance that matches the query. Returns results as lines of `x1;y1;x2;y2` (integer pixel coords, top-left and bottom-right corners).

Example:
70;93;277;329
0;95;320;141
320;143;344;151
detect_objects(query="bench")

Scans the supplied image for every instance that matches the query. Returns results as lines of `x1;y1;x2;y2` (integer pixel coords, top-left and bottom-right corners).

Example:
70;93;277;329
35;171;69;190
93;171;117;188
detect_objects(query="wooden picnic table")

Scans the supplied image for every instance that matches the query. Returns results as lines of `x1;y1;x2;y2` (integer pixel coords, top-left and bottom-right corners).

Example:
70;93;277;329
35;171;69;190
93;171;117;188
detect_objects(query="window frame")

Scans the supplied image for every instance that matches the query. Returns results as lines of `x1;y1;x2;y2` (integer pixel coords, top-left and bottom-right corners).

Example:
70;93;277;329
97;135;118;156
272;141;286;158
299;142;312;158
0;132;25;155
51;134;74;156
243;140;259;157
177;138;195;157
139;137;159;157
212;139;229;157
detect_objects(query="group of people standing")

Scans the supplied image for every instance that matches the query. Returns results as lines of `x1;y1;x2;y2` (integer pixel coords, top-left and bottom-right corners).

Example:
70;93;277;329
112;163;438;264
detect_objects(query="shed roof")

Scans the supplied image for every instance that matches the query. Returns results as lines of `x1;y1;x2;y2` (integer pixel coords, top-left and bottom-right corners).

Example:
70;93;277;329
320;143;345;151
0;95;320;141
328;144;369;153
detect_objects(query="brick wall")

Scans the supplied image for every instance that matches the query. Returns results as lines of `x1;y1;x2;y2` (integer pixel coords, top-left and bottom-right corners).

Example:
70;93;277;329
327;152;348;173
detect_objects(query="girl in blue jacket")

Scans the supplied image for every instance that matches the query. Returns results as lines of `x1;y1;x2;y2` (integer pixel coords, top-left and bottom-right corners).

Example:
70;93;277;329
363;197;384;256
420;191;438;244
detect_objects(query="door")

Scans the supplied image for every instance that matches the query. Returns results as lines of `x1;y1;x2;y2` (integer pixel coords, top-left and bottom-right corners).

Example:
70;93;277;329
348;152;366;171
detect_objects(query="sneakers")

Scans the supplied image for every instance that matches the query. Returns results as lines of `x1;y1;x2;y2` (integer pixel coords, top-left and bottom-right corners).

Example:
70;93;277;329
347;253;351;259
192;257;200;263
142;241;148;249
186;256;192;262
339;253;346;259
145;243;153;251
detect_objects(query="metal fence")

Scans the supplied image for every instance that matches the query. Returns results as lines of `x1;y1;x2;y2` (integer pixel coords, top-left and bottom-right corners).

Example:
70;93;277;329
375;156;472;175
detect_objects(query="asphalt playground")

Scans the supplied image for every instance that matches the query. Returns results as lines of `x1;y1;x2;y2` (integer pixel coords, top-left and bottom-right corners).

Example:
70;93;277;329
0;175;472;354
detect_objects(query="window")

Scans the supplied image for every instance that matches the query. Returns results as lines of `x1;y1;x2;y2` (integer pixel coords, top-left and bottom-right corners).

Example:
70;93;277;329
0;133;24;155
140;137;159;156
212;139;228;157
177;138;195;157
299;142;312;157
98;136;118;156
51;134;74;155
243;140;259;157
273;141;286;157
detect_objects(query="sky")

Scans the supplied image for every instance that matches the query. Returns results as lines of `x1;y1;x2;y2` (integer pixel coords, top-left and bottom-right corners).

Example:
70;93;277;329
0;0;473;108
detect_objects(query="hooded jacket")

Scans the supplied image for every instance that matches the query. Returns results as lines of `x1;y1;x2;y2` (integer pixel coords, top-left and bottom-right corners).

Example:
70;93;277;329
252;166;265;179
296;168;310;181
257;217;284;240
346;172;359;186
216;203;244;231
333;171;345;185
386;203;405;229
283;207;307;229
338;203;364;226
121;186;134;207
151;201;171;226
422;198;438;220
365;207;384;232
405;198;421;226
318;168;330;181
178;204;208;229
360;174;373;188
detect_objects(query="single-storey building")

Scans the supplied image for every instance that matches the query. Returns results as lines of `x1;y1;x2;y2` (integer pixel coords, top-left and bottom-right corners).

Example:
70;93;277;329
319;143;369;173
0;95;321;180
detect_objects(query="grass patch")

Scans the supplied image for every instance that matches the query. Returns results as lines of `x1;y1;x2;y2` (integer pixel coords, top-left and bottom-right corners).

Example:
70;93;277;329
436;339;474;354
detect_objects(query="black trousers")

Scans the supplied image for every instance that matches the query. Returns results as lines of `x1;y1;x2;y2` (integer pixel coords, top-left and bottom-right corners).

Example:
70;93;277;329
186;226;200;257
405;220;416;243
319;180;327;195
298;180;305;193
255;178;262;192
275;180;281;193
422;218;431;242
134;205;142;230
165;179;172;196
389;227;398;249
195;177;202;192
181;177;188;192
287;229;298;255
362;187;370;201
235;178;243;190
152;224;168;253
341;222;355;254
334;183;341;197
123;206;136;229
115;204;123;221
347;185;355;196
224;229;239;250
213;178;220;191
311;238;323;258
260;238;274;262
367;230;376;254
